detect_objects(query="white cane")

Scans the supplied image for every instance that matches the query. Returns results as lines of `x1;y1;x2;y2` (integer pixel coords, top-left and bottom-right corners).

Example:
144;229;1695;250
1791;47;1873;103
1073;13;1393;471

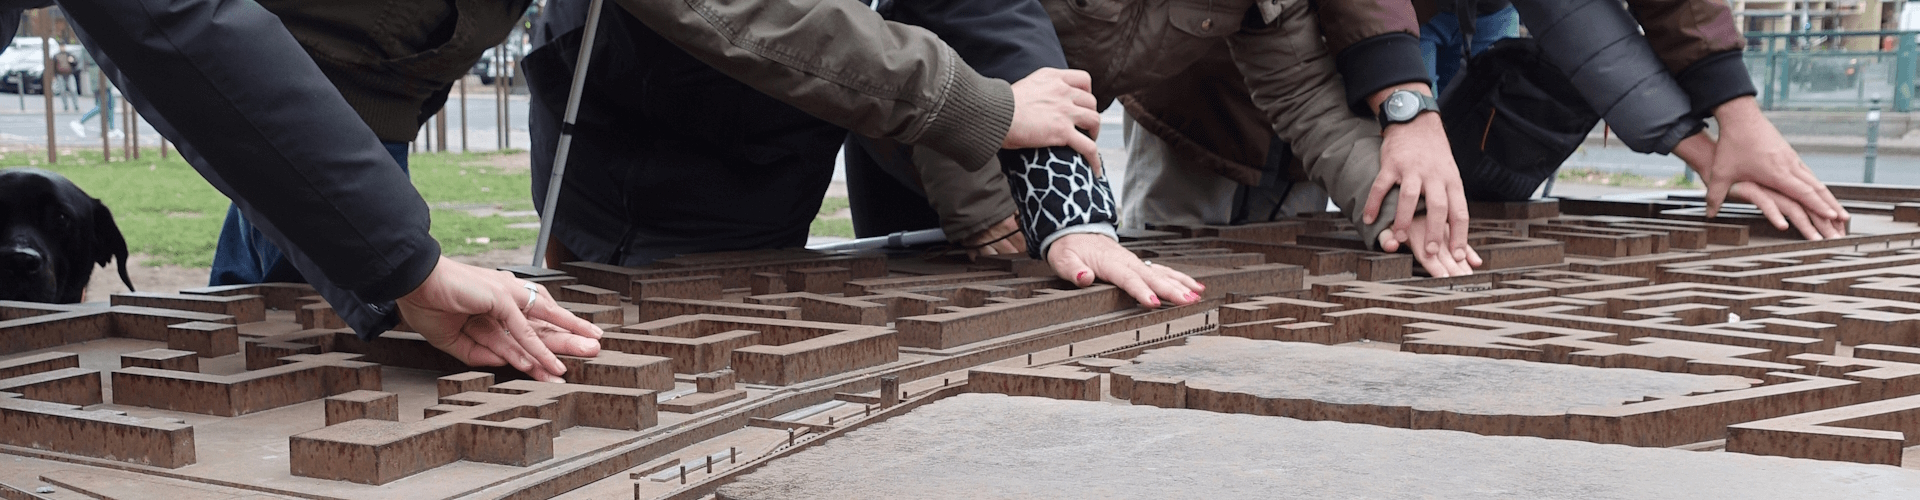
531;0;607;267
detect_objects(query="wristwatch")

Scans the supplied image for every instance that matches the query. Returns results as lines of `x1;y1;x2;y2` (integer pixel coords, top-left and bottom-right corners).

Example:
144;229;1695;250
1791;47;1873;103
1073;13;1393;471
1377;89;1439;129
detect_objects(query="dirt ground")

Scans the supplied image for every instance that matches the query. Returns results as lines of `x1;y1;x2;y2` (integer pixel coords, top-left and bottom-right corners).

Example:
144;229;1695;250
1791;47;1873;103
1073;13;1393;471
83;247;536;301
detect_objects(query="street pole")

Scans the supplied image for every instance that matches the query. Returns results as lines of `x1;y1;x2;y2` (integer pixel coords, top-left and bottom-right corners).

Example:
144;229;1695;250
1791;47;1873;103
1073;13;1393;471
97;71;108;160
459;77;468;152
1867;95;1883;183
40;26;54;165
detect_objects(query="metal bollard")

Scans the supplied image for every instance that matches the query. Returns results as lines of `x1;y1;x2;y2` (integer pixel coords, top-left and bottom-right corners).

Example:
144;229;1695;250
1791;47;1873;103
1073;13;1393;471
1867;95;1883;184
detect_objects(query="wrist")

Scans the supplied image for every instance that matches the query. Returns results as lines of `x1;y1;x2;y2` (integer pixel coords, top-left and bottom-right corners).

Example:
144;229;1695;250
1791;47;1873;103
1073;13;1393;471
1382;111;1444;139
1712;96;1765;129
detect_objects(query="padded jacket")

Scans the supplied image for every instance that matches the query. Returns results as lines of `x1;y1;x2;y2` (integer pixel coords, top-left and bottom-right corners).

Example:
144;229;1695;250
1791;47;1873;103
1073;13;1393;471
918;0;1401;245
1121;0;1754;192
25;0;1025;337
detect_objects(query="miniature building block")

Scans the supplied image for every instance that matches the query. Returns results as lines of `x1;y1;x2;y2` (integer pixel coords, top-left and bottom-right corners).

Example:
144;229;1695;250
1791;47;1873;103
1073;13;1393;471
1130;376;1186;409
639;297;800;322
967;366;1101;401
572;253;884;289
660;389;747;413
560;301;624;324
898;286;1133;349
439;372;495;398
973;254;1054;277
1;306;243;356
631;275;724;301
557;261;652;292
750;272;787;295
0;354;192;468
1468;199;1560;220
1356;254;1413;281
111;352;381;417
1896;203;1920;223
842;271;1016;296
120;348;200;373
244;338;324;371
325;390;400;426
1728;393;1920;466
555;284;621;306
289;379;656;485
298;302;346;330
180;282;317;310
166;321;239;358
612;315;897;385
111;292;265;324
558;352;674;391
784;267;851;294
698;369;735;393
745;292;889;325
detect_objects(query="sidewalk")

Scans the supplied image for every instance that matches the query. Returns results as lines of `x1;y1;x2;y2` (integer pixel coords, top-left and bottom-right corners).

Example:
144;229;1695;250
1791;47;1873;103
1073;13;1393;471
1582;132;1920;156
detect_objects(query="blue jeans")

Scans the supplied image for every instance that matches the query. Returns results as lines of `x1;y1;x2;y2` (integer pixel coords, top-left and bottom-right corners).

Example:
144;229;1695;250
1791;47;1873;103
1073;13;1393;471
1420;6;1520;95
209;142;411;285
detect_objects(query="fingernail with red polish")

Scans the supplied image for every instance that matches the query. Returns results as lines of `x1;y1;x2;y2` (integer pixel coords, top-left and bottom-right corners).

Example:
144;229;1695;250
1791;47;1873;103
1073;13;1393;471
1147;297;1160;308
1186;291;1199;302
1075;271;1088;284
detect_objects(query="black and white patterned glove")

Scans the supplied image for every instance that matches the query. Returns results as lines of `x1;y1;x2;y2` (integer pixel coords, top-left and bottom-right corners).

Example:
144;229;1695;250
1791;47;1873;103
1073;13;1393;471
1002;146;1118;259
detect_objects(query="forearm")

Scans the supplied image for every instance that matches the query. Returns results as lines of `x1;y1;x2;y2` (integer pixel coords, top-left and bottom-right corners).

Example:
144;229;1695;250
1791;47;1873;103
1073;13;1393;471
1231;1;1399;247
62;0;438;306
615;0;1015;169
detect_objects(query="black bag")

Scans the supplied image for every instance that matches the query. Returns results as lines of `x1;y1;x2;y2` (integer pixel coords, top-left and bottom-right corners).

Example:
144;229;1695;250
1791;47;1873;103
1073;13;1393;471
1439;38;1599;202
1438;0;1599;202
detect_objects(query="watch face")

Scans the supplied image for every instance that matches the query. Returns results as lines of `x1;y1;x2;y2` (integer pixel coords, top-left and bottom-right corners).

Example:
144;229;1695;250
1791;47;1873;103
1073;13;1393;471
1387;92;1418;121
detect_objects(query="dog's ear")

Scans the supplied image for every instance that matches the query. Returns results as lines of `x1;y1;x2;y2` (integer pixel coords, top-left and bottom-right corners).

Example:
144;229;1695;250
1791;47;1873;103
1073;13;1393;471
90;198;134;293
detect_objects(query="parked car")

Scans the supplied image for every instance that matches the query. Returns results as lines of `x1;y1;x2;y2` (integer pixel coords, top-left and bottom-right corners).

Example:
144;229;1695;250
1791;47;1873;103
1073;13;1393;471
471;41;531;86
0;38;80;95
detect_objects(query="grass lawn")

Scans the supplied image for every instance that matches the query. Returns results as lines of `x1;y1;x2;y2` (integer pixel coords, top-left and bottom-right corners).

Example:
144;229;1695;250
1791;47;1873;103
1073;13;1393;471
14;148;850;267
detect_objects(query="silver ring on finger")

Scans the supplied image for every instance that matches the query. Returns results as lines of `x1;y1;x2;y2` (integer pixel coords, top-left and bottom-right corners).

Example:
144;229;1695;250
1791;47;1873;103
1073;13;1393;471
1142;260;1153;267
521;281;539;312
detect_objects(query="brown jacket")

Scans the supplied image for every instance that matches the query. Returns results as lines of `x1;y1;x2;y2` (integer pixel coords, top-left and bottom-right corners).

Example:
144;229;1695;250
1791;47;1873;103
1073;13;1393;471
913;0;1401;245
260;0;530;143
607;0;1019;171
1120;0;1750;197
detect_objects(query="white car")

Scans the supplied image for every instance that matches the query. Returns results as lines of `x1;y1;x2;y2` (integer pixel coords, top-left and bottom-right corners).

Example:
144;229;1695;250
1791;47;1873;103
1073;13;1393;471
0;38;82;95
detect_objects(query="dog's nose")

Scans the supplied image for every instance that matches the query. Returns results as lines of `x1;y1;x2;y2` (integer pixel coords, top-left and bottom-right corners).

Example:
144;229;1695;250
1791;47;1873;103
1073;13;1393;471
1;248;43;272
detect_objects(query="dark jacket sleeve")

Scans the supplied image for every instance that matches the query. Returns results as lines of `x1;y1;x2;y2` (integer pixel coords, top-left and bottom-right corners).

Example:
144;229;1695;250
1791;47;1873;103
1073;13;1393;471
1315;0;1429;116
876;0;1066;240
611;0;1016;170
1622;0;1755;118
59;0;439;336
882;0;1067;81
1511;0;1702;154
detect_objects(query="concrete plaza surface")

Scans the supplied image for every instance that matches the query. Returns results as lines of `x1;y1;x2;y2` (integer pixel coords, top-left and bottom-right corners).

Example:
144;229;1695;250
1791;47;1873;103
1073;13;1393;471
718;393;1920;500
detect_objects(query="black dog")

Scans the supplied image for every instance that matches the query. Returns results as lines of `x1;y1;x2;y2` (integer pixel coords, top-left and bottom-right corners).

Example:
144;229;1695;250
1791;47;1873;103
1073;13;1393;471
0;167;133;303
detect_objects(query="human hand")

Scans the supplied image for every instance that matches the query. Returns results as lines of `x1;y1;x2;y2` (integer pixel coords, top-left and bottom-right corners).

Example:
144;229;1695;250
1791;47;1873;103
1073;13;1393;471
962;214;1028;260
1047;233;1204;308
1004;68;1103;173
1674;132;1846;240
1364;110;1477;271
395;257;604;382
1700;97;1848;224
1379;214;1481;277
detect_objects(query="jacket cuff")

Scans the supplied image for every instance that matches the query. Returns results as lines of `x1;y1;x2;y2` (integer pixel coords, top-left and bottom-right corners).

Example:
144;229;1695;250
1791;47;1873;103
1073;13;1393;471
1336;33;1430;117
353;237;441;305
920;63;1016;171
1040;222;1118;258
1677;51;1757;120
